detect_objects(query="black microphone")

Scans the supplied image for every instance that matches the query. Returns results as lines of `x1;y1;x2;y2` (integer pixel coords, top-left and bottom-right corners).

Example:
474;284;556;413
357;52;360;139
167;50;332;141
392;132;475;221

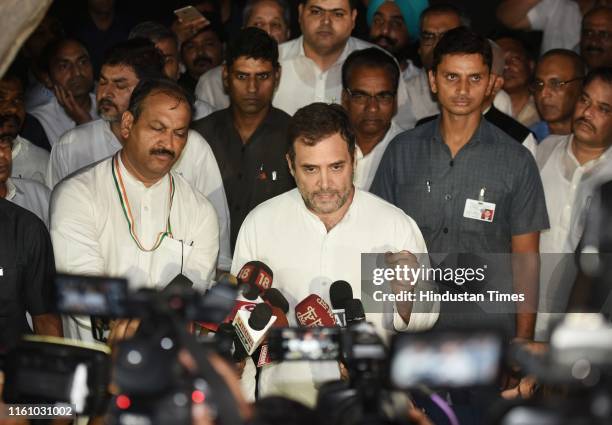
215;322;248;361
262;288;289;314
330;280;353;327
345;299;366;326
249;303;273;331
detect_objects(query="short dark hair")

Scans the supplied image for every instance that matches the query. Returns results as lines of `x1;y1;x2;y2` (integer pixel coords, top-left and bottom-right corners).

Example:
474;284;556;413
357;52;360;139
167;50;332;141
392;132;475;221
103;38;165;81
129;21;178;47
492;32;536;62
420;3;471;30
225;27;279;69
584;67;612;88
432;27;492;72
288;103;355;165
39;38;88;74
342;47;400;92
298;0;358;10
540;49;586;78
243;0;291;28
128;78;194;122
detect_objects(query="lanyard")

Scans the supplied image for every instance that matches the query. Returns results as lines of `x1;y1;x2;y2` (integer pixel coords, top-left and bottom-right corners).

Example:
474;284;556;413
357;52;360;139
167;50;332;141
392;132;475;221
111;153;175;251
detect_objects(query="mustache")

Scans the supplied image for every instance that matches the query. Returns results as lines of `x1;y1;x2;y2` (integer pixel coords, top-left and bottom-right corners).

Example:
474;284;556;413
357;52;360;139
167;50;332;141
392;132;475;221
149;148;175;158
373;35;396;46
98;98;117;109
575;117;596;132
584;45;604;54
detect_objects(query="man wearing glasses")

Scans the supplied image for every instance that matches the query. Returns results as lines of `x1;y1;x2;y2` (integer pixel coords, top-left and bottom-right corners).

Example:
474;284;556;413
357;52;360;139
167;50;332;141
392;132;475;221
405;3;466;121
529;50;586;141
341;48;403;190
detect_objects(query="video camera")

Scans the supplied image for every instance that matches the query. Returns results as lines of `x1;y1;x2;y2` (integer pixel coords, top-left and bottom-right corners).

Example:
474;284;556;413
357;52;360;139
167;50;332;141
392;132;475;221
2;273;243;425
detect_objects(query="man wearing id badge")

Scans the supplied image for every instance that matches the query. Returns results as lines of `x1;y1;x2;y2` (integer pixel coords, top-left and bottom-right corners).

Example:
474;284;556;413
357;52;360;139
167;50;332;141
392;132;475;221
50;79;219;343
371;27;549;421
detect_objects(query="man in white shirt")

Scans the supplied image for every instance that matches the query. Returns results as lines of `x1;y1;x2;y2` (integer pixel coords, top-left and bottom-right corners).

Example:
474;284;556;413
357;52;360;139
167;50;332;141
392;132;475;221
527;68;612;339
30;38;98;147
47;40;232;271
0;124;50;226
0;72;49;184
232;103;438;406
341;48;404;190
50;79;220;342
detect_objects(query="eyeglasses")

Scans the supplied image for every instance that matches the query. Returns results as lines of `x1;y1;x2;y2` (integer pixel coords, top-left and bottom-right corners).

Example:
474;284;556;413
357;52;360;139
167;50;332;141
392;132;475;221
529;77;583;93
345;88;396;105
420;31;447;46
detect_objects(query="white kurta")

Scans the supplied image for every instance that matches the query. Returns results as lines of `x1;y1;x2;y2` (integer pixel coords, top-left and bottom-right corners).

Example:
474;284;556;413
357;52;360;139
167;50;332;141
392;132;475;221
29;93;99;147
195;66;228;110
11;135;49;184
5;177;51;226
50;154;220;341
530;134;612;340
47;119;232;270
527;0;581;54
354;121;404;191
232;188;439;406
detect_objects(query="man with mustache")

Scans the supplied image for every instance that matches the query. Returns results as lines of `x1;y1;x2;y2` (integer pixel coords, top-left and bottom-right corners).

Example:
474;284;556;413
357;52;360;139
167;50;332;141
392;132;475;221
530;50;586;141
342;47;404;190
232;102;438;406
192;28;295;250
0;71;49;185
50;79;220;342
195;0;293;109
372;28;549;418
526;68;612;340
495;35;541;128
178;16;224;94
30;38;98;147
580;6;612;70
367;0;425;78
47;39;232;272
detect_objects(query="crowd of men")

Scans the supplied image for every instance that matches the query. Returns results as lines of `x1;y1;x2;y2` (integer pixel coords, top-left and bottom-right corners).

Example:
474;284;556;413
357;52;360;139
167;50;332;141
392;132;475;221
2;0;612;423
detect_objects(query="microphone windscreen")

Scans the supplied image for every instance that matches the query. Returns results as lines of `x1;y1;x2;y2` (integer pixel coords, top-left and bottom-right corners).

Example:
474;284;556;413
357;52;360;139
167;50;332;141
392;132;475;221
330;280;353;309
345;298;366;324
263;288;289;314
236;261;273;293
295;294;335;327
249;303;273;330
164;273;193;292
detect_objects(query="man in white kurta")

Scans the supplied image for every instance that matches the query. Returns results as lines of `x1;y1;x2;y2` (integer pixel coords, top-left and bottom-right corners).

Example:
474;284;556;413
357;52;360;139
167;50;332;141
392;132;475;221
50;80;219;342
527;70;612;340
4;178;50;227
11;135;49;184
232;103;438;407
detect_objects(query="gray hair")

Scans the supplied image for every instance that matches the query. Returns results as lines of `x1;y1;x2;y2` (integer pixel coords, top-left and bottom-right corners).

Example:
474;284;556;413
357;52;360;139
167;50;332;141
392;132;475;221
243;0;291;28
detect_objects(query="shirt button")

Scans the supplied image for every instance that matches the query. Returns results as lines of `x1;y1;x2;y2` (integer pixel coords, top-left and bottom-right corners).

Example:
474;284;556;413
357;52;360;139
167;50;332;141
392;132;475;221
449;160;454;167
445;194;452;201
443;227;449;234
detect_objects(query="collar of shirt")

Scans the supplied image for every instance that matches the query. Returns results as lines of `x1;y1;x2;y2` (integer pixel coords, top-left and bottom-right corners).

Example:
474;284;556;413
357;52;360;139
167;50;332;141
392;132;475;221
430;114;487;153
102;119;122;150
563;134;611;181
294;35;356;73
10;135;25;161
4;178;19;201
223;107;277;146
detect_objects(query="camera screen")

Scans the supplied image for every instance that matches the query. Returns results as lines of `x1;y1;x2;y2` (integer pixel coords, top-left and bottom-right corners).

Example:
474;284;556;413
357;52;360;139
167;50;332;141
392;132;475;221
268;328;341;361
390;332;502;389
55;274;128;317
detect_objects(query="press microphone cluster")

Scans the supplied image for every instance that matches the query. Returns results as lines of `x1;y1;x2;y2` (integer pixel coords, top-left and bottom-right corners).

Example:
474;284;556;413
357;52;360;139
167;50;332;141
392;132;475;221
295;294;336;327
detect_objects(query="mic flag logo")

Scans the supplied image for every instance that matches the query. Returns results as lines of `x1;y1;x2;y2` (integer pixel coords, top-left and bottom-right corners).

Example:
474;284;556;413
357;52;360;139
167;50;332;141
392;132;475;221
296;306;324;327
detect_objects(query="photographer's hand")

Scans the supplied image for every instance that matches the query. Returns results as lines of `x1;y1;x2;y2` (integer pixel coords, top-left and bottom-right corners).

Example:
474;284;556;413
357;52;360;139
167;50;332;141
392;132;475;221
107;319;141;346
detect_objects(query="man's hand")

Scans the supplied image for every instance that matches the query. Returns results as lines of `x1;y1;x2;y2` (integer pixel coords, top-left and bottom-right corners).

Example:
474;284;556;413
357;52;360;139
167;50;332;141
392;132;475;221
107;319;141;346
172;15;210;45
385;250;419;323
54;85;92;125
501;375;538;399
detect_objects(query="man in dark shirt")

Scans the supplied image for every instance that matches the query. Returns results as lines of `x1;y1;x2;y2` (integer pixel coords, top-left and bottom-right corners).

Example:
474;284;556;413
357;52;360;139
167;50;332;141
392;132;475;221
0;198;62;351
192;27;294;250
371;28;549;420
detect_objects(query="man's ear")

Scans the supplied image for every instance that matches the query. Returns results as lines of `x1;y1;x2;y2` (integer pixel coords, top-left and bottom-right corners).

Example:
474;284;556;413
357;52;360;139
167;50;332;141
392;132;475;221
350;8;357;31
485;73;497;98
492;75;504;96
286;153;295;178
120;110;134;141
274;65;281;91
341;88;349;109
428;69;438;94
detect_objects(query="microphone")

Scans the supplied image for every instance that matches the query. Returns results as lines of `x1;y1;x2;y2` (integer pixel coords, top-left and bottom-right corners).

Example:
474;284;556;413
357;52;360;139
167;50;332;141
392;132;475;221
295;294;336;328
215;322;248;362
254;306;289;367
233;302;276;355
236;261;273;294
330;280;353;327
262;288;289;314
345;299;366;326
